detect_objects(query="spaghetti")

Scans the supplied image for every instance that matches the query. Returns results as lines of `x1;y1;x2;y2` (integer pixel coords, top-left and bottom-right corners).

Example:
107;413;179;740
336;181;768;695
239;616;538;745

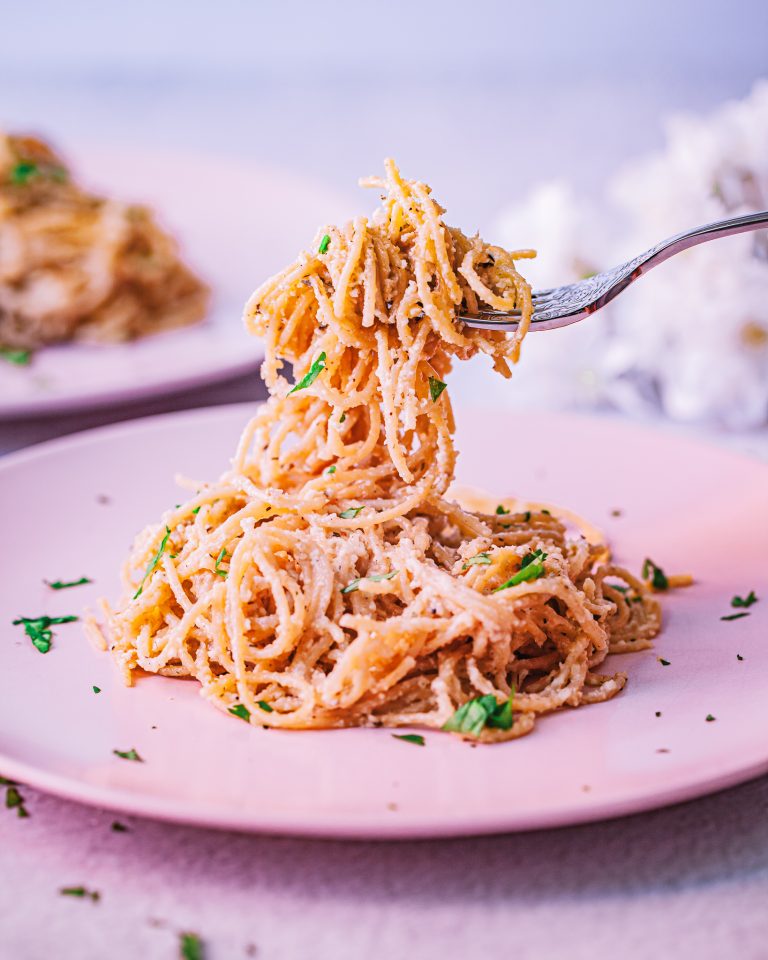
99;160;661;741
0;133;208;352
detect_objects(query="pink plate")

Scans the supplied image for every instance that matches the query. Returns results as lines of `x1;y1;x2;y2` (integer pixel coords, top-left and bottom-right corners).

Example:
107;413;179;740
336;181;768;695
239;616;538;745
1;403;766;838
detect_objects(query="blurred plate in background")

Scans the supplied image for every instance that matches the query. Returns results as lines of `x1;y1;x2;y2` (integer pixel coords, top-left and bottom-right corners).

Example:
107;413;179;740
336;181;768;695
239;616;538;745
0;145;352;419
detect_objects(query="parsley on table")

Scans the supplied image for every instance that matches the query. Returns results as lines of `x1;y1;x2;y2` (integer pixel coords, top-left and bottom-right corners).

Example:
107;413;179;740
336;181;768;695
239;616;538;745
45;577;91;590
658;657;671;666
492;550;548;592
737;654;744;661
721;612;750;622
463;551;491;569
60;886;100;902
642;558;669;591
289;351;327;394
12;614;78;654
111;821;128;832
339;506;363;519
428;377;447;402
392;734;425;746
214;548;228;577
228;704;250;721
443;692;514;737
180;932;205;960
0;346;32;365
341;571;398;595
92;686;101;694
731;591;758;608
705;714;716;722
113;748;143;762
133;526;171;599
318;234;331;254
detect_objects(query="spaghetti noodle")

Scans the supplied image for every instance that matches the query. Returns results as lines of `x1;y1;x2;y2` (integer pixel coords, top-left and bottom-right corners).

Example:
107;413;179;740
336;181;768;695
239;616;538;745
0;133;208;351
99;160;661;741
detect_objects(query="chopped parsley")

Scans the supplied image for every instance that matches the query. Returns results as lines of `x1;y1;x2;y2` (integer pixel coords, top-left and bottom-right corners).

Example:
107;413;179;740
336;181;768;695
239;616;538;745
45;577;91;590
463;551;491;569
133;526;171;599
339;506;364;519
257;700;273;713
731;591;758;608
229;704;250;721
392;733;425;746
92;686;101;694
341;570;398;595
214;548;228;577
492;550;547;592
318;234;331;254
721;612;750;622
12;614;78;654
339;412;346;423
642;558;669;591
289;351;326;394
0;346;32;365
192;506;201;515
705;714;716;722
113;748;143;762
4;783;29;818
522;511;531;522
495;504;510;515
443;692;514;737
60;886;100;902
180;932;205;960
326;465;337;474
10;161;38;184
428;377;447;402
541;509;551;515
658;657;671;666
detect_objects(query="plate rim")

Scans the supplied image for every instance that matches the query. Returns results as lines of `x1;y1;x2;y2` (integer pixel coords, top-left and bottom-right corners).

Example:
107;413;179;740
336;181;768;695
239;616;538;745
2;402;768;839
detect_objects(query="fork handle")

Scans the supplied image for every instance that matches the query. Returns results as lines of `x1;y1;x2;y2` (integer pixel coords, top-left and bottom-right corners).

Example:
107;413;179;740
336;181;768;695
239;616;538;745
641;209;768;269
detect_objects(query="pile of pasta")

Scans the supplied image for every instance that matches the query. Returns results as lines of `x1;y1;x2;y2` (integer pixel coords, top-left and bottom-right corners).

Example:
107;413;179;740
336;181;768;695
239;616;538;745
0;133;208;351
99;160;660;741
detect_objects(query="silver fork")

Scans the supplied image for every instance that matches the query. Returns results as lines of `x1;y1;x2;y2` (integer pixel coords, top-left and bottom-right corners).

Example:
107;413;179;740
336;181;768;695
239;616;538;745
460;210;768;331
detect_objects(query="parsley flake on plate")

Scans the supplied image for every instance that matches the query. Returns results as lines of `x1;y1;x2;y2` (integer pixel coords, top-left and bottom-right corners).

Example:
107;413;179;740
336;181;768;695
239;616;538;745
289;351;326;394
133;526;171;599
731;591;758;608
428;376;447;402
45;577;91;590
180;932;205;960
0;346;32;365
705;714;716;722
12;614;78;654
443;692;514;737
492;550;547;592
4;783;30;818
92;686;101;694
642;558;669;591
113;748;143;762
341;570;398;595
392;733;425;746
60;886;100;902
